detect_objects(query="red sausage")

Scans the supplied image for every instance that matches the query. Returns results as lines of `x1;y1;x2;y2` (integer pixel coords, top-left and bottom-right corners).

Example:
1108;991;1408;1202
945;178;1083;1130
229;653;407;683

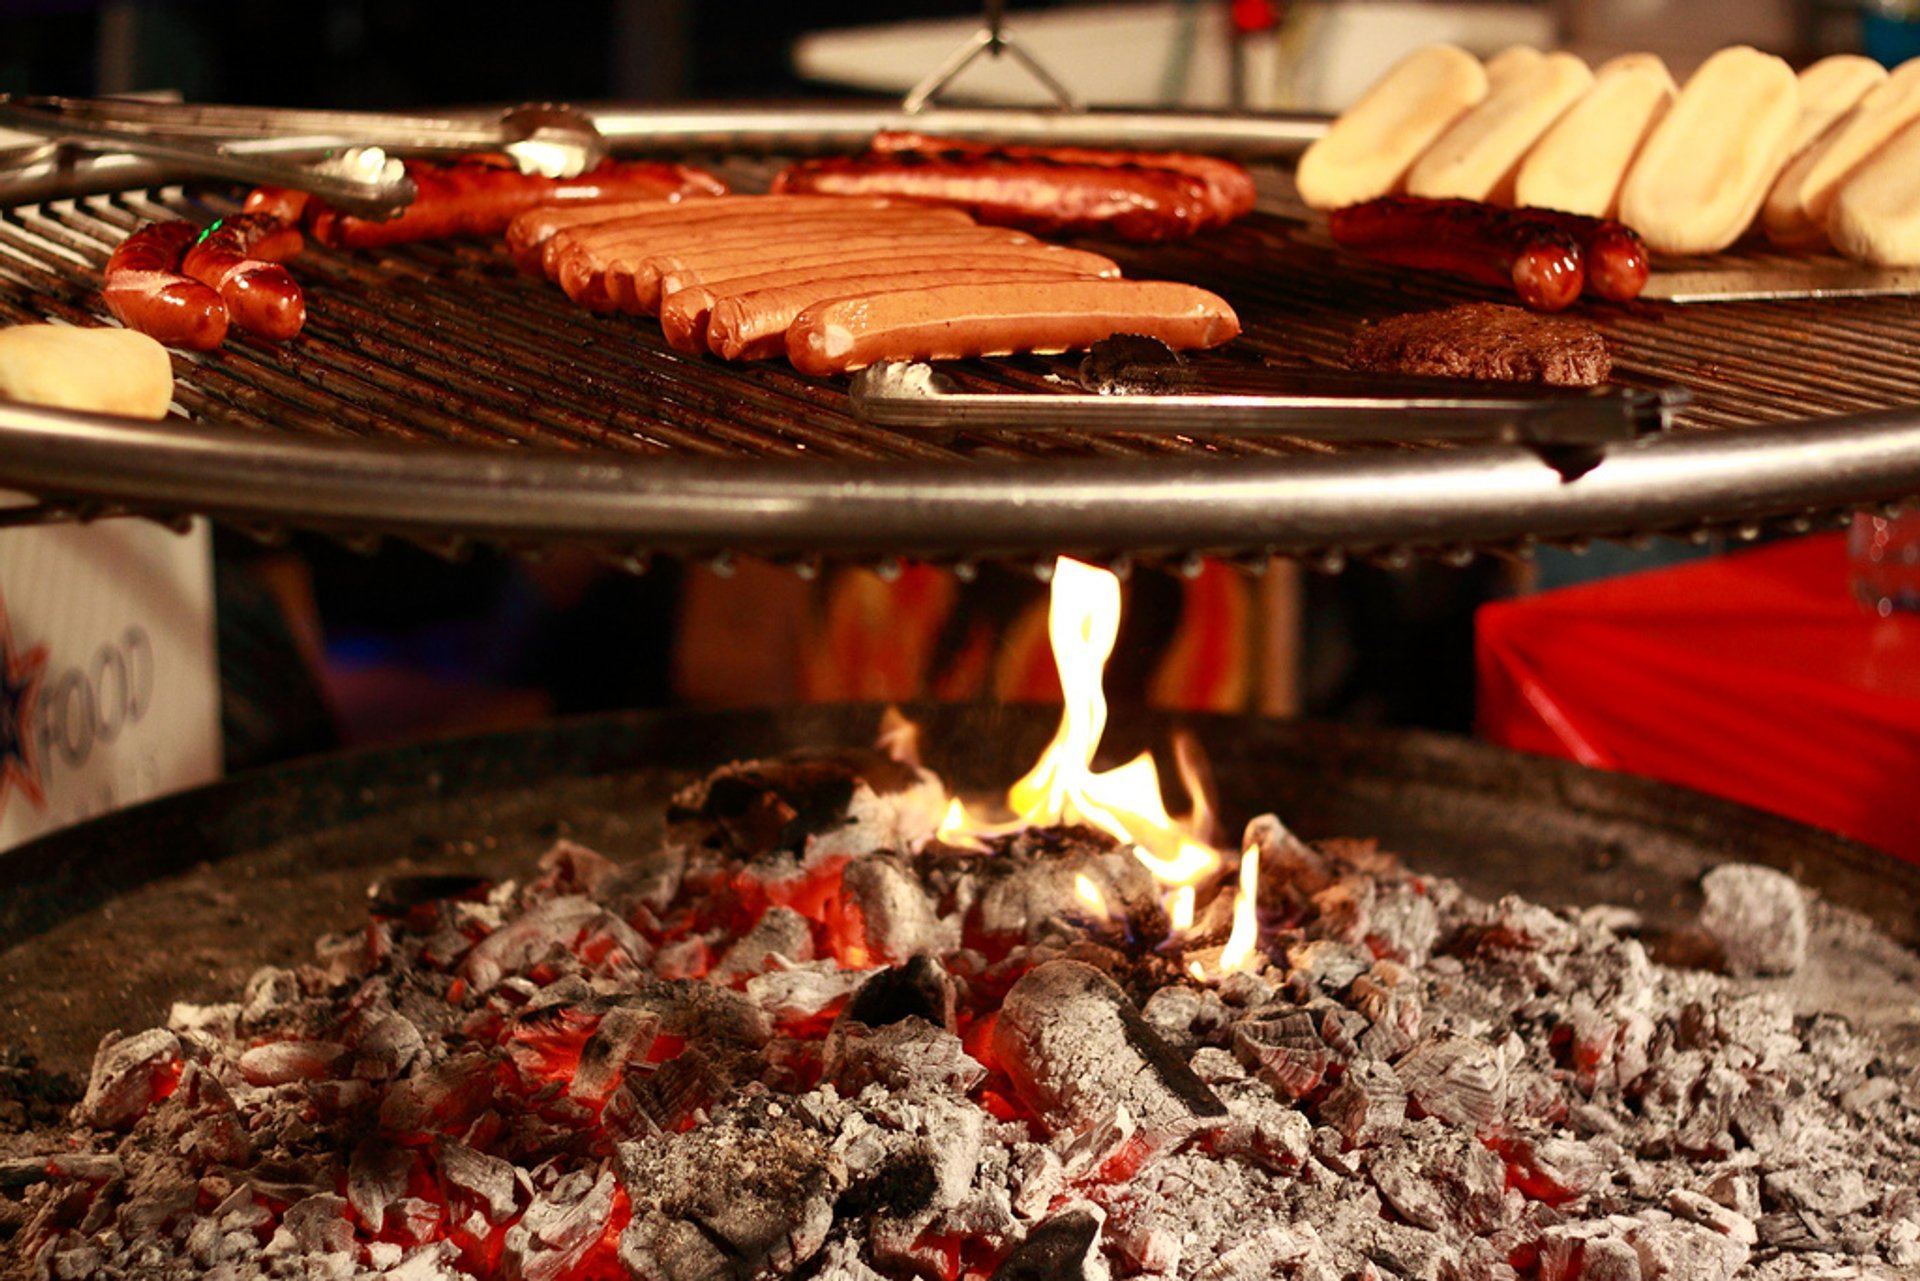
180;214;307;342
771;156;1218;242
242;186;312;225
868;130;1257;226
1328;197;1588;312
102;220;230;351
785;279;1240;377
304;155;728;249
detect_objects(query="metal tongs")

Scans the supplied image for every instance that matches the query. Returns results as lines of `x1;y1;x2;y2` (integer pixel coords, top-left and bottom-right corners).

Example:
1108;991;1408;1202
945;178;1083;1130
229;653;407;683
851;339;1690;480
903;0;1082;113
0;97;607;221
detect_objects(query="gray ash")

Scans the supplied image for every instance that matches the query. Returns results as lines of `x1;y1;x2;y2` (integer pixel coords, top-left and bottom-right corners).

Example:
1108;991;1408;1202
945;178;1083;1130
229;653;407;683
6;747;1919;1281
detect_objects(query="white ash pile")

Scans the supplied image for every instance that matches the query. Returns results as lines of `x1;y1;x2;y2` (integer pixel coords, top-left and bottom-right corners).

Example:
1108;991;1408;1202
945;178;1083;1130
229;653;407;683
5;746;1918;1281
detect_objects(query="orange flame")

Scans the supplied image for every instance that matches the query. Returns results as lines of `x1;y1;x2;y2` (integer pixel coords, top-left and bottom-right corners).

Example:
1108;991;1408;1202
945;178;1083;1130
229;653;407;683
938;557;1252;976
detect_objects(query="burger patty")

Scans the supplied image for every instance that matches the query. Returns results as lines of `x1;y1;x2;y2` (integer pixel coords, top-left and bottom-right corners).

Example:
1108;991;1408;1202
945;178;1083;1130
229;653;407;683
1345;301;1611;386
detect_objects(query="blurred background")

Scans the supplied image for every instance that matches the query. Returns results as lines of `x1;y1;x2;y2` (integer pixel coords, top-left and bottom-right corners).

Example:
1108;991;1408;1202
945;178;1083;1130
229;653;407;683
2;0;1913;771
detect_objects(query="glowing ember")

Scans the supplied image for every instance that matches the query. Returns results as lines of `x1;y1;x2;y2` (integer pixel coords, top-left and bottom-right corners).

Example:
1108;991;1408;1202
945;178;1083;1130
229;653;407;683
936;557;1242;975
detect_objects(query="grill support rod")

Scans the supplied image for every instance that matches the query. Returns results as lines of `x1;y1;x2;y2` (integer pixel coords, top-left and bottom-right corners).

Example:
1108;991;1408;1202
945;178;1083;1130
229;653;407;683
0;398;1912;560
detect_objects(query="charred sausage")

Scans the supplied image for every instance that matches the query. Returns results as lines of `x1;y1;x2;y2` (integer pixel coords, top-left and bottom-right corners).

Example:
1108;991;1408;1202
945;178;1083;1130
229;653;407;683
180;214;307;341
867;130;1257;225
785;280;1240;376
303;156;727;249
102;220;230;351
770;157;1219;242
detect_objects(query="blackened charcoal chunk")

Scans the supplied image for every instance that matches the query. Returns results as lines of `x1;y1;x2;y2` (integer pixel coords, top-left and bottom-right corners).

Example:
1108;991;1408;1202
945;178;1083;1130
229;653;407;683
845;956;957;1032
995;960;1227;1143
367;873;492;917
1697;864;1807;977
993;1210;1103;1281
670;748;937;861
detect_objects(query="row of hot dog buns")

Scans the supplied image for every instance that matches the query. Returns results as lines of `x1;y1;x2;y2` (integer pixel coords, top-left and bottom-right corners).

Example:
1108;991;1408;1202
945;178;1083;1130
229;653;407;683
1299;43;1920;264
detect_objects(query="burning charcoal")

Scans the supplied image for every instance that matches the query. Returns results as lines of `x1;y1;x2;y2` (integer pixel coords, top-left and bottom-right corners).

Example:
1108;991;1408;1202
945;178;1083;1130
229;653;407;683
1398;1035;1508;1133
1231;1006;1339;1102
1626;1218;1750;1279
712;905;815;984
746;960;879;1023
1697;864;1808;976
1538;1225;1641;1281
973;836;1168;951
992;1209;1103;1281
1316;1060;1406;1149
439;1138;529;1224
1367;883;1441;966
994;960;1228;1145
1284;939;1373;994
619;1094;848;1279
844;955;958;1032
155;1062;252;1166
77;1027;183;1130
349;1137;417;1236
1212;1079;1313;1170
532;838;621;899
1245;813;1333;895
353;1013;427;1080
379;1051;499;1136
236;1038;347;1086
569;1004;659;1107
501;1165;619;1281
827;1015;985;1095
464;893;653;992
1665;1189;1757;1245
1763;1165;1875;1218
238;965;303;1028
268;1191;357;1259
840;855;951;965
1351;966;1423;1060
670;747;945;862
1370;1119;1508;1233
1495;1131;1606;1206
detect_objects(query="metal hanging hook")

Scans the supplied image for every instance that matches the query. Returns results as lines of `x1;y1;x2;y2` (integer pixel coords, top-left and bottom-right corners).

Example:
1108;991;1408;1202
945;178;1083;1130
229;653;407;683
901;0;1082;115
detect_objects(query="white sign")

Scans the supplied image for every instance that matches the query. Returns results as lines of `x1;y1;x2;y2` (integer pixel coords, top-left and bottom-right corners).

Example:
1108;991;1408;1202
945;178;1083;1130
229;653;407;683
0;515;220;849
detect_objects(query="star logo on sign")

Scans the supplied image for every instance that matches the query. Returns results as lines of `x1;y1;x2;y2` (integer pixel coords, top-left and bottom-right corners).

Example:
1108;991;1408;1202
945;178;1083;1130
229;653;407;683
0;587;48;822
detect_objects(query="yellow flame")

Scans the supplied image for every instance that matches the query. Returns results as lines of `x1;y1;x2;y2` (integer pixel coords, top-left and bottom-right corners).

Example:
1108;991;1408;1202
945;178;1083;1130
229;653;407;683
1073;872;1108;918
934;556;1251;978
1218;847;1261;973
1168;885;1196;932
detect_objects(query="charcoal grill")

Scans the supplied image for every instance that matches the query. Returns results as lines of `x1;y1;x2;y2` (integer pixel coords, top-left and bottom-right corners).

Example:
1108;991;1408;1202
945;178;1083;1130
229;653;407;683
5;105;1920;568
5;704;1918;1081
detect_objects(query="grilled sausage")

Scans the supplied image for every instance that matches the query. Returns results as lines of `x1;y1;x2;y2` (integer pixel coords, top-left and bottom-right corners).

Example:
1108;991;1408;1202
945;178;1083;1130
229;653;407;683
304;156;727;249
659;245;1122;353
101;220;230;351
770;156;1219;241
866;130;1257;225
707;268;1096;360
785;280;1240;376
557;224;1035;313
606;212;994;312
180;214;307;341
242;185;313;225
509;194;900;274
1328;196;1649;308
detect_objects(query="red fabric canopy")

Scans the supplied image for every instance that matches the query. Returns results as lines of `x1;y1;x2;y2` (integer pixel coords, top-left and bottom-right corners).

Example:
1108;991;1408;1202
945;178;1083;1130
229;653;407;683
1477;534;1920;864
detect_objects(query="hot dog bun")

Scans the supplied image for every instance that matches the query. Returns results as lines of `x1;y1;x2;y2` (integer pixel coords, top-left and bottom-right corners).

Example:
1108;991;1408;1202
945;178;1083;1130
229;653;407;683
1615;46;1799;255
1294;44;1488;211
1513;53;1674;218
